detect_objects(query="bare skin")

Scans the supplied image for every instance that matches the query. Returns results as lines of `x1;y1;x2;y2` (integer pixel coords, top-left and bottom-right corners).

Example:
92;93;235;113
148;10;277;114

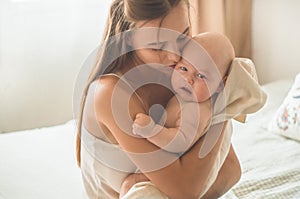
95;72;240;198
131;33;234;154
119;172;150;198
85;2;241;199
119;145;240;199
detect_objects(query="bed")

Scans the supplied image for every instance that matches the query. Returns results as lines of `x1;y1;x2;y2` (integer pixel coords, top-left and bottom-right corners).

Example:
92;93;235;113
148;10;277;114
0;78;299;199
0;121;83;199
223;78;300;199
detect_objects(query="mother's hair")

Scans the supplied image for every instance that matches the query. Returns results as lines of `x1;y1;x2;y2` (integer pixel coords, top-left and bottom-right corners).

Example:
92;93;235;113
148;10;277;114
76;0;190;166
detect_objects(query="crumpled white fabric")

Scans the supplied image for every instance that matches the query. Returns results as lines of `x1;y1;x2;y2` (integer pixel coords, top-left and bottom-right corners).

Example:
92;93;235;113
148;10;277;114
212;57;267;125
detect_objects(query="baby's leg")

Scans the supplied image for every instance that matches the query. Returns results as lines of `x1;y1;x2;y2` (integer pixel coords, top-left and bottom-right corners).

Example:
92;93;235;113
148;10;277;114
121;182;169;199
120;173;169;199
119;173;149;199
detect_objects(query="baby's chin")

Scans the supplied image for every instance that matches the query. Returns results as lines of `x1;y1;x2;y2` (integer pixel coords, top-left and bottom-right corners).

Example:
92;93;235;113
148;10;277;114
175;93;200;103
175;92;211;103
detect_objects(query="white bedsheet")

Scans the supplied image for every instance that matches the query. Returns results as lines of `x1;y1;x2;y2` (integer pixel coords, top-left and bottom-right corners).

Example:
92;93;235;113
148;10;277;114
223;79;300;199
0;121;83;199
1;79;299;199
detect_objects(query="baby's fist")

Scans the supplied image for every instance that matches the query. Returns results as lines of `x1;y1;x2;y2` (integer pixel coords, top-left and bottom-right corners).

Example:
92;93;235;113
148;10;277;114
132;113;157;137
134;113;152;127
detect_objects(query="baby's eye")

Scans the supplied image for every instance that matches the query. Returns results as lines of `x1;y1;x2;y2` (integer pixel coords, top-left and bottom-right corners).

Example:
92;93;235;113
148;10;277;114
196;73;206;79
179;66;188;71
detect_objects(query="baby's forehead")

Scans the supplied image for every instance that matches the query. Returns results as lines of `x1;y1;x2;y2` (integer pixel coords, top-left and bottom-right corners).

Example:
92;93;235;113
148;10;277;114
181;38;198;54
180;38;226;75
180;38;209;62
179;54;213;73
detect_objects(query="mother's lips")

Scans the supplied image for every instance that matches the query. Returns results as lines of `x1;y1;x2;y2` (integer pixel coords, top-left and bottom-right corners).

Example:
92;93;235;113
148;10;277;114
168;64;176;68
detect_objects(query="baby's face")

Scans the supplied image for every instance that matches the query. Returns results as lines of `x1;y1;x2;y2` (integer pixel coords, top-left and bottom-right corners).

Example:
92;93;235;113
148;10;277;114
171;58;213;102
171;36;226;102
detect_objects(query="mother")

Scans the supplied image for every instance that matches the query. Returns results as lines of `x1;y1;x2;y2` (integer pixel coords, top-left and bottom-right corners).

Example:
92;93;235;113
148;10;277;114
76;0;241;198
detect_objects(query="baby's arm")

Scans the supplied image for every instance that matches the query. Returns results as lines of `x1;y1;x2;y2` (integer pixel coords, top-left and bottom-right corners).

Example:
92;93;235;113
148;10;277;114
132;113;184;152
176;100;212;147
132;100;212;153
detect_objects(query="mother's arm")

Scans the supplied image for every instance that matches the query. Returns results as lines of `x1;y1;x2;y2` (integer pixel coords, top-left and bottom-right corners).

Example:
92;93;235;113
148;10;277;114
95;77;236;199
201;145;241;199
141;123;237;199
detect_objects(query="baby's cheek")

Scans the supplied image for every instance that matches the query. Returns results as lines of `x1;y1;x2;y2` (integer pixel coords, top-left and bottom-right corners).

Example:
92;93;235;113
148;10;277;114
171;71;182;88
195;83;210;100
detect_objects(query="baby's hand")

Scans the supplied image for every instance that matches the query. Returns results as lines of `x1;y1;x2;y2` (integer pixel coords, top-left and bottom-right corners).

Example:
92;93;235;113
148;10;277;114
132;113;159;138
134;113;152;127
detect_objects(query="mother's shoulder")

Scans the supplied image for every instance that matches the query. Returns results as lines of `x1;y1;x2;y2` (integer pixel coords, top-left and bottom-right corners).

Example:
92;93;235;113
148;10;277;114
98;73;121;85
92;74;133;101
91;74;130;120
93;74;127;90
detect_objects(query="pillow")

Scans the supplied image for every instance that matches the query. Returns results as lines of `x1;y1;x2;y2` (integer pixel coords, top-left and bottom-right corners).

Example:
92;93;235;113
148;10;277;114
268;73;300;141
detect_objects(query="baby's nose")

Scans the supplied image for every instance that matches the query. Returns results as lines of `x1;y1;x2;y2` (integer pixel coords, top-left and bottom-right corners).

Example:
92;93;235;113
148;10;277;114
184;76;194;85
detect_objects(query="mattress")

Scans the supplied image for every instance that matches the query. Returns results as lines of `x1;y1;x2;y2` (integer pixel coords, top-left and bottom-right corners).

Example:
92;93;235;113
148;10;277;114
222;79;300;199
0;79;299;199
0;121;83;199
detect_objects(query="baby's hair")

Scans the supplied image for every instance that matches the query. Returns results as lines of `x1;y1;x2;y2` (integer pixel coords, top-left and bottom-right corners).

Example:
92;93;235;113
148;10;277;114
193;32;235;79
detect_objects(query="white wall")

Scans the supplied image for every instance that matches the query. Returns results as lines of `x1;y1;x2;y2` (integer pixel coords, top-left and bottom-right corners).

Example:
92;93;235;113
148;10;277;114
0;0;111;132
252;0;300;84
3;0;300;132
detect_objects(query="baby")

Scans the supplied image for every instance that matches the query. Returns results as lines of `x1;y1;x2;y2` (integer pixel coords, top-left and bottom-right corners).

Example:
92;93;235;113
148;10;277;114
131;33;234;154
119;33;235;198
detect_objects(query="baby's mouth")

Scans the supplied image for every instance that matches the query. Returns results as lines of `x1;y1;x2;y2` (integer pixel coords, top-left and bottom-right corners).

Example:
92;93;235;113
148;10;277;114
180;86;192;94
